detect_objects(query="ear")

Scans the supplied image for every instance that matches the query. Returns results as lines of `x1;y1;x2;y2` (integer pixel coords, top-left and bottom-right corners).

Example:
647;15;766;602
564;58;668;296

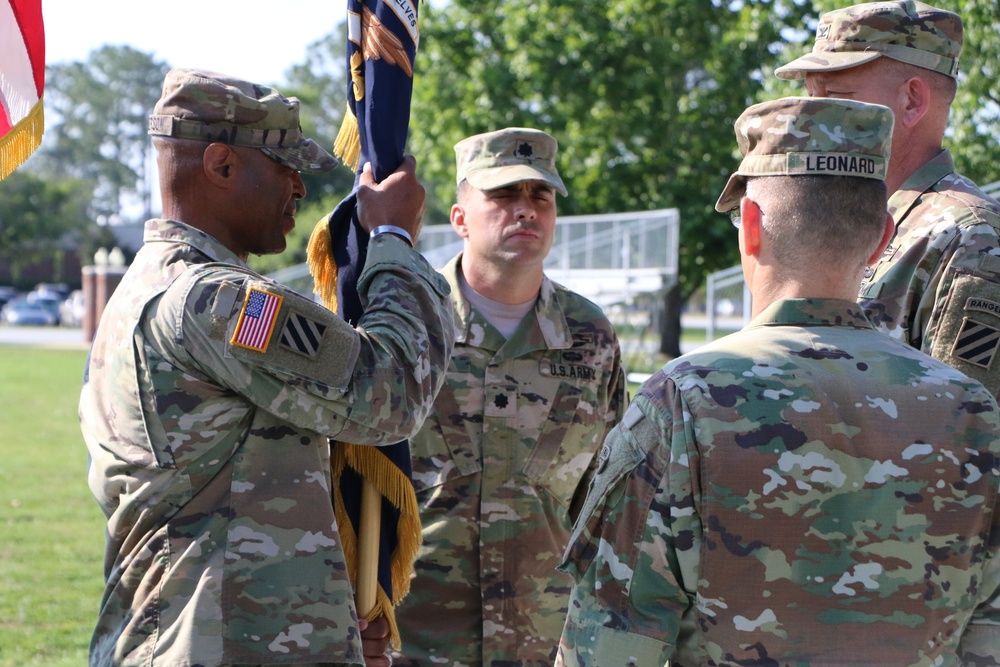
202;143;238;188
739;196;763;258
896;75;931;129
450;203;469;239
867;213;896;265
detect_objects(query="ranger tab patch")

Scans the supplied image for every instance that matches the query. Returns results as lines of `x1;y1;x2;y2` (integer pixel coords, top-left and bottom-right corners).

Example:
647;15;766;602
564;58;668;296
951;317;1000;369
232;287;283;353
279;312;328;359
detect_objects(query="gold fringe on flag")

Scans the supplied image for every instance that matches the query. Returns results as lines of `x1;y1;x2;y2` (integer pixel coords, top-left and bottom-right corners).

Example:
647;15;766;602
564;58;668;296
306;212;340;313
0;98;44;182
308;209;422;649
332;441;423;649
333;104;362;173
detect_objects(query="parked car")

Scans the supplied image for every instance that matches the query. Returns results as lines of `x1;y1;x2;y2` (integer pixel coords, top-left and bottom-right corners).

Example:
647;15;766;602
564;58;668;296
60;290;85;328
0;286;19;310
1;297;59;326
32;282;71;300
26;292;63;325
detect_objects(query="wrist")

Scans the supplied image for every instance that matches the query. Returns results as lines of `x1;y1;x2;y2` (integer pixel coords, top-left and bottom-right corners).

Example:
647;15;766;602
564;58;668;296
369;225;414;248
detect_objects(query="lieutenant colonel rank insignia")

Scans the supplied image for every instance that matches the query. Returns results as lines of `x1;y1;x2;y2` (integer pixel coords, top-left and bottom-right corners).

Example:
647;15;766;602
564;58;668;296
232;287;283;353
951;317;1000;369
279;312;328;359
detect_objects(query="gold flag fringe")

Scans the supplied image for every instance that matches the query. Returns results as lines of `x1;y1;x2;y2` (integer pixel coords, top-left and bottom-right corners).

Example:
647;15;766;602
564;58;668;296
306;212;340;313
0;99;44;182
333;105;362;172
332;441;423;650
311;207;422;650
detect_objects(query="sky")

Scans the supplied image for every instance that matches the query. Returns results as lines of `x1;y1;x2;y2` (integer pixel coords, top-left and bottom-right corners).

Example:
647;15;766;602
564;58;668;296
43;0;339;85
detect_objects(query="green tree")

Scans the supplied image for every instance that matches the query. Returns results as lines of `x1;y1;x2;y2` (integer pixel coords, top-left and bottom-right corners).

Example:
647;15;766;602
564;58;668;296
284;29;361;204
0;170;93;281
949;0;1000;186
406;0;810;353
39;46;169;224
409;0;806;227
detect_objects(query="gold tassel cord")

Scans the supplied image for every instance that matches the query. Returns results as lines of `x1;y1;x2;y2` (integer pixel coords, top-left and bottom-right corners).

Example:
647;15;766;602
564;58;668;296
0;99;44;182
333;104;362;173
306;212;339;312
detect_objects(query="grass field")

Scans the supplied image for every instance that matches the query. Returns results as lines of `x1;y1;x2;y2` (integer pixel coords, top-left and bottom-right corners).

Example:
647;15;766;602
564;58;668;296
0;345;103;667
0;325;726;665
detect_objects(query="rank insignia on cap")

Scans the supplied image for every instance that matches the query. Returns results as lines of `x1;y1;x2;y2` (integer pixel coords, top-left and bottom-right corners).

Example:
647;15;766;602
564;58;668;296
279;311;328;359
232;287;283;353
951;317;1000;369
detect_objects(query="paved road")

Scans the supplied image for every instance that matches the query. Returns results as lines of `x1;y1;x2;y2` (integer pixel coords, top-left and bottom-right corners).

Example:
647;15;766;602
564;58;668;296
0;325;90;349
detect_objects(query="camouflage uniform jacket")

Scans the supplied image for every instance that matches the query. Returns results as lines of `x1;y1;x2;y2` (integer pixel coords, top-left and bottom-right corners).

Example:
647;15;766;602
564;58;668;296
79;219;453;667
394;253;627;667
558;298;1000;667
859;148;1000;397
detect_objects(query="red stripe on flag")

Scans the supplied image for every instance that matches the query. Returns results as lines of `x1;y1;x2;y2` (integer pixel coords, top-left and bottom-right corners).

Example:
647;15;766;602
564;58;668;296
232;288;283;353
8;0;44;95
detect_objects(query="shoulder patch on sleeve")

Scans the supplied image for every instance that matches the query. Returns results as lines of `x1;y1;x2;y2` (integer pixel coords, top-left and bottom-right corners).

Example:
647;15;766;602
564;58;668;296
931;273;1000;396
279;312;328;359
951;318;1000;369
226;279;361;389
231;287;283;353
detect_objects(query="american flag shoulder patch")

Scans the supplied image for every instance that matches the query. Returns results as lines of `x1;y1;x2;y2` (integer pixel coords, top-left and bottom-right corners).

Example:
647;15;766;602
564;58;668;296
279;311;328;359
231;287;284;353
951;317;1000;369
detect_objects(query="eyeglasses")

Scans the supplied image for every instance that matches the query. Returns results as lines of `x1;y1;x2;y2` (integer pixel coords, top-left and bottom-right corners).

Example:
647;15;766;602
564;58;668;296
728;199;764;228
728;208;741;229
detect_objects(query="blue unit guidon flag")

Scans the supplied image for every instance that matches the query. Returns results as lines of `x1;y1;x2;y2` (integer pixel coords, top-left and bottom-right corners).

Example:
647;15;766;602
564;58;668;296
231;287;283;353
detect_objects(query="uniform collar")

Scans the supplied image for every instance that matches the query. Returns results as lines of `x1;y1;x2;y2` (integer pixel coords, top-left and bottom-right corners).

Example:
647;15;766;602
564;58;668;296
142;218;247;267
750;298;875;330
442;252;574;350
887;148;955;224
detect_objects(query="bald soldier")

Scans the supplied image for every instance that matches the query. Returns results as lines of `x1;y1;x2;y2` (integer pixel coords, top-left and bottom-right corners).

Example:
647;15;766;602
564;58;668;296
557;97;1000;666
775;1;1000;399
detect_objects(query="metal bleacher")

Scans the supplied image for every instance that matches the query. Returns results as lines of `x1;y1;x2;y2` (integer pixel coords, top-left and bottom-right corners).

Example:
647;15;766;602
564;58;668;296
270;208;681;311
416;208;680;308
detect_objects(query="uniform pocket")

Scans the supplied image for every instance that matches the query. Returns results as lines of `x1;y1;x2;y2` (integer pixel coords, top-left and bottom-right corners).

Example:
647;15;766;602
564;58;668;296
409;380;482;493
523;380;601;507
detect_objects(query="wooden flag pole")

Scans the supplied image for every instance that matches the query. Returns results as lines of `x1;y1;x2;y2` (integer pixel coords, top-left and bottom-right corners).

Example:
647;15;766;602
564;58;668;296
356;477;381;616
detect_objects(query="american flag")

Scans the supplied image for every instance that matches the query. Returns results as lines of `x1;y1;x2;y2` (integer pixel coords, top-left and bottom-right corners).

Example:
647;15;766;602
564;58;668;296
1;0;45;181
232;288;283;353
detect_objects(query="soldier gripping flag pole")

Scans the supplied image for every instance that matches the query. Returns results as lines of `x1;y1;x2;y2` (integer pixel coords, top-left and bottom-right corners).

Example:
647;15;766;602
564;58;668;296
306;0;420;649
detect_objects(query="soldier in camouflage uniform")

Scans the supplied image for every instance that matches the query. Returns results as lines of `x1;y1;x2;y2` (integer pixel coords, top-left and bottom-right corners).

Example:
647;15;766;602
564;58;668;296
557;97;1000;666
392;128;627;666
79;69;454;667
775;1;1000;398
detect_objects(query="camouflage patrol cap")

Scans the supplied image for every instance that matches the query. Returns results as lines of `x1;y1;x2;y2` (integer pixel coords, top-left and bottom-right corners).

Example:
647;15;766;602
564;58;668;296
715;96;893;213
454;127;567;196
148;68;337;174
774;1;962;80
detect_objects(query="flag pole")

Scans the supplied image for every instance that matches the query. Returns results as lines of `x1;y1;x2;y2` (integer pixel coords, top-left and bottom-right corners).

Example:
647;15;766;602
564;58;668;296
356;478;381;616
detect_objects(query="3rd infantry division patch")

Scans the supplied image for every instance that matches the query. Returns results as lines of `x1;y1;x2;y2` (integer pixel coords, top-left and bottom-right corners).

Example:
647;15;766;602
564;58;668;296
952;317;1000;368
280;312;327;359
